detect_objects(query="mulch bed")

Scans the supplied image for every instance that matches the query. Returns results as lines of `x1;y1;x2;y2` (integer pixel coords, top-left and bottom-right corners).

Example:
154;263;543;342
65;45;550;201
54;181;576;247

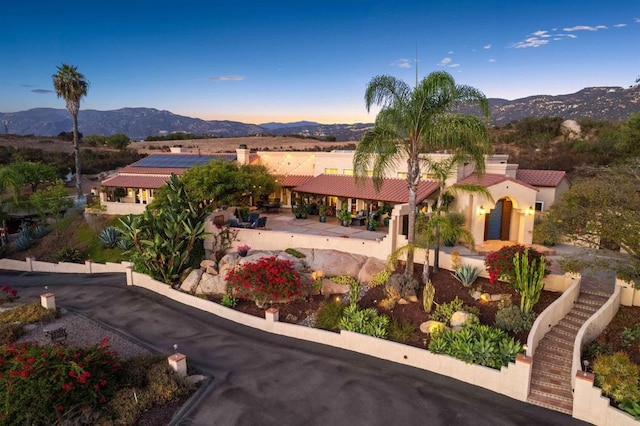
585;305;640;366
223;265;561;349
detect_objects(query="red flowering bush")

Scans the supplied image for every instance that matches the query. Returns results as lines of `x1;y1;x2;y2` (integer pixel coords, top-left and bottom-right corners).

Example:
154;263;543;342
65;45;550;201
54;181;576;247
485;245;546;284
226;255;302;302
0;338;120;424
0;285;19;304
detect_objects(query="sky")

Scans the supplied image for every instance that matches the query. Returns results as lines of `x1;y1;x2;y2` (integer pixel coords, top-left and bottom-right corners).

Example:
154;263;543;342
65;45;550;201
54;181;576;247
1;1;639;124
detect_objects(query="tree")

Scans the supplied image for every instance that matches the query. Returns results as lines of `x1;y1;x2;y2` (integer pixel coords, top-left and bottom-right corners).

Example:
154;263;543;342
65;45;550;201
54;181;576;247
106;133;130;149
52;63;89;199
353;72;490;293
536;162;640;282
30;181;74;235
0;161;59;208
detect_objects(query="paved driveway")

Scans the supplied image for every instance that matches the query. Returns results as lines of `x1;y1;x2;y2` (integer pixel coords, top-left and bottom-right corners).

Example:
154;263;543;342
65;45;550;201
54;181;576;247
2;271;586;426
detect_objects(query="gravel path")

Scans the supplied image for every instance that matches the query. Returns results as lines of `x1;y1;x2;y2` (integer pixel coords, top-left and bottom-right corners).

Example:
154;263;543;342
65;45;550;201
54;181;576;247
17;310;152;359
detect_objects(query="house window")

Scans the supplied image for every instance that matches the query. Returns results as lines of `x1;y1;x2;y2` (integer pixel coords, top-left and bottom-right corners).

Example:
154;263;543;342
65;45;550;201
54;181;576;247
535;201;544;212
325;168;338;175
397;172;407;179
366;171;374;177
422;173;435;179
343;169;353;175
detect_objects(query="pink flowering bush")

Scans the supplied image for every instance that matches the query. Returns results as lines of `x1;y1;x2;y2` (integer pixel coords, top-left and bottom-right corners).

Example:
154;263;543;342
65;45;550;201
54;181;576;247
0;285;19;304
0;338;120;424
226;255;302;302
485;245;546;284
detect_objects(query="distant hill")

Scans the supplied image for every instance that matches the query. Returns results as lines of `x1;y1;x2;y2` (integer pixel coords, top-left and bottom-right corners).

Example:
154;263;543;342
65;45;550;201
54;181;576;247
1;85;638;140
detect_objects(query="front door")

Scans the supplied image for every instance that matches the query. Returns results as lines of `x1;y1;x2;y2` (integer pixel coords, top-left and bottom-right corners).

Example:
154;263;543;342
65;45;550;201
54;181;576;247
484;199;513;241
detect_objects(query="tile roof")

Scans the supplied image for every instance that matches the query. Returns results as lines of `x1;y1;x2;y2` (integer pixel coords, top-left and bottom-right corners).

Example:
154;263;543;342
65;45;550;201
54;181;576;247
458;173;538;191
100;175;170;189
516;169;567;187
276;175;314;187
293;174;439;203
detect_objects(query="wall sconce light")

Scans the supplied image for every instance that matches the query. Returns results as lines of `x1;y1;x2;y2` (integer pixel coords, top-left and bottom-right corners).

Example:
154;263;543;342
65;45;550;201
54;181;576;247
526;206;535;216
478;205;486;216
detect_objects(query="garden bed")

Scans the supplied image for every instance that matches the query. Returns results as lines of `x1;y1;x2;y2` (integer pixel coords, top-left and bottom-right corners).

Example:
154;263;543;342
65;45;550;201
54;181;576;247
219;266;561;348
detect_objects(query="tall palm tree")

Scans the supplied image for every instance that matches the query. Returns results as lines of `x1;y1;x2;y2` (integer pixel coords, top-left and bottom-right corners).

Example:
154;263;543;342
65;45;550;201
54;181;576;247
354;71;490;290
52;63;89;199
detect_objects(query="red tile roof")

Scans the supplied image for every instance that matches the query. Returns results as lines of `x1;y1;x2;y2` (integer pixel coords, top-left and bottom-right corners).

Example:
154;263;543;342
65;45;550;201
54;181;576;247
276;175;314;187
458;173;538;191
100;175;170;189
293;174;439;203
516;169;567;187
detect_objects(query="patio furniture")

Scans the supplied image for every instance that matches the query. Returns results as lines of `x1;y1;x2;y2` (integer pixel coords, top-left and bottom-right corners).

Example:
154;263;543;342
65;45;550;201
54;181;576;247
255;217;267;228
228;218;240;228
351;216;366;226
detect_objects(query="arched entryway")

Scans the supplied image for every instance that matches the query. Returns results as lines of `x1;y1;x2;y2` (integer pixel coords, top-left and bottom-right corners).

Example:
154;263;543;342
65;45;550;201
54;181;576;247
484;198;513;241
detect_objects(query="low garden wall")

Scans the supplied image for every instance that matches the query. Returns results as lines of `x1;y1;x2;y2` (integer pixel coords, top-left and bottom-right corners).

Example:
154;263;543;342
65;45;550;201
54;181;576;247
0;258;130;274
573;372;640;426
617;278;640;306
527;273;581;356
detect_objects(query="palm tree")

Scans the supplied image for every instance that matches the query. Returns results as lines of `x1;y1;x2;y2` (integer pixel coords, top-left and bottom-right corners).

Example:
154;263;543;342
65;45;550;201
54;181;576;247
354;71;490;292
52;63;89;199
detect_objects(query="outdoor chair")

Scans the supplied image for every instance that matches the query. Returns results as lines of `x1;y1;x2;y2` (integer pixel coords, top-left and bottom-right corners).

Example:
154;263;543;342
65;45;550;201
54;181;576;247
228;218;240;228
249;212;260;223
255;216;267;228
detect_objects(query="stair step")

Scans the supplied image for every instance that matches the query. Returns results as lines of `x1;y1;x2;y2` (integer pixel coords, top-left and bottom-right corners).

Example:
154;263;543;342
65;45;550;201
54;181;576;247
527;392;573;415
559;315;585;329
569;306;596;319
530;379;573;398
551;323;580;338
537;338;573;354
531;370;571;388
544;329;575;345
572;302;599;314
534;352;572;370
564;312;590;325
578;291;611;302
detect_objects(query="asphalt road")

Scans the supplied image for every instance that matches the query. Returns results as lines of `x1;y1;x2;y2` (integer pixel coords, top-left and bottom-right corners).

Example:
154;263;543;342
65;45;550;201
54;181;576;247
1;271;587;426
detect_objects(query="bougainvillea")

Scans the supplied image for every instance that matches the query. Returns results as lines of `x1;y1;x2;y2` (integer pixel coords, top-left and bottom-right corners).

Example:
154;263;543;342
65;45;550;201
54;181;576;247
0;285;19;304
0;338;120;424
226;255;302;302
485;244;546;284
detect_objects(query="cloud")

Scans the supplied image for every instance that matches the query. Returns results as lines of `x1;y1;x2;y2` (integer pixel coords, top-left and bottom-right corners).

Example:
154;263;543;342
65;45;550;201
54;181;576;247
635;18;640;23
532;30;550;37
488;59;496;63
448;51;454;54
31;89;54;94
483;44;492;49
563;25;607;31
613;23;627;28
207;75;244;81
391;58;412;68
511;37;550;48
449;63;460;68
438;57;452;66
21;84;37;88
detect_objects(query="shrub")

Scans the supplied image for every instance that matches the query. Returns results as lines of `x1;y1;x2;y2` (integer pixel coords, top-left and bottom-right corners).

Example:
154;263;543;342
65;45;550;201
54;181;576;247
422;280;435;313
0;301;56;324
56;247;85;263
0;285;19;304
285;248;306;258
431;297;480;325
593;352;640;405
429;323;522;369
485;244;545;283
339;304;389;338
0;323;24;344
388;319;416;343
370;268;391;287
0;339;121;424
226;256;302;302
452;263;481;287
220;294;238;308
315;300;345;331
494;301;536;333
330;275;358;288
99;226;122;248
347;279;362;305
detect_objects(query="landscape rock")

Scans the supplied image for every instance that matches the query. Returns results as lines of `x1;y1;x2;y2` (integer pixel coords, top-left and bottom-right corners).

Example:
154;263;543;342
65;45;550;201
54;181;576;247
357;257;386;284
321;278;350;295
300;248;367;278
450;311;470;327
180;269;203;293
196;273;227;296
397;298;409;305
560;119;581;139
470;291;482;300
420;320;444;334
200;259;216;270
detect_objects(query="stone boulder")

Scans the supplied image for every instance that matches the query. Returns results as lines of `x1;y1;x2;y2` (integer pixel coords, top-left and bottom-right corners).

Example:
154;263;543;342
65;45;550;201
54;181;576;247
180;269;203;293
420;320;444;334
450;311;470;328
195;272;227;296
297;248;367;278
321;278;351;296
560;119;581;139
357;257;386;284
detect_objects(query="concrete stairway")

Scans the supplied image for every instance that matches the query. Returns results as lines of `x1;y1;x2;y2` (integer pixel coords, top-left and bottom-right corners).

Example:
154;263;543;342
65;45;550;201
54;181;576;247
527;290;611;415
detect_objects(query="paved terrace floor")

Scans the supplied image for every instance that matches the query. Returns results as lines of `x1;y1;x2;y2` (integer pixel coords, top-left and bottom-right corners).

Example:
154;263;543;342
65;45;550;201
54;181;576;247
256;211;388;241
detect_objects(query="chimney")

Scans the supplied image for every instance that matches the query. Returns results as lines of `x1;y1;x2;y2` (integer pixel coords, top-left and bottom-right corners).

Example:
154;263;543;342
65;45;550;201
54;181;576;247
236;144;250;165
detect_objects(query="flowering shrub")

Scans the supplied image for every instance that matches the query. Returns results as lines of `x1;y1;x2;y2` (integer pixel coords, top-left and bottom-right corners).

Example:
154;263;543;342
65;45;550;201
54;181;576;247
0;285;18;304
226;256;302;302
0;338;120;424
236;244;251;253
485;245;545;283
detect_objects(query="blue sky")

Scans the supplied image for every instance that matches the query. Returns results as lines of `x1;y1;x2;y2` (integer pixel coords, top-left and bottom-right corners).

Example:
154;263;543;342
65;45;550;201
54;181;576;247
1;1;638;124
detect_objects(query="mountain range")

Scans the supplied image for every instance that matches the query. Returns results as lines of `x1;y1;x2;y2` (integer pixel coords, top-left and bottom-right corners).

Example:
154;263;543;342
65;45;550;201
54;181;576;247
1;85;638;141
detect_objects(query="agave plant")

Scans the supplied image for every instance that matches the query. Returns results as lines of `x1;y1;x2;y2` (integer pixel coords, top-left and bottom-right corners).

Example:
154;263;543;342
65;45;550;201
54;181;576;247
56;247;84;263
99;226;122;248
31;224;50;239
12;232;35;252
452;263;481;287
116;238;134;250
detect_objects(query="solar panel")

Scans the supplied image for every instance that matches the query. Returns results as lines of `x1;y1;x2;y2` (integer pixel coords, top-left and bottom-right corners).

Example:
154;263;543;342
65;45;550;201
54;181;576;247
133;154;237;168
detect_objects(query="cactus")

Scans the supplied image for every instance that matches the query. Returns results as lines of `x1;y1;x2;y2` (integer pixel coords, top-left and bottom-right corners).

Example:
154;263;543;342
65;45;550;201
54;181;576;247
422;280;435;313
512;249;546;314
